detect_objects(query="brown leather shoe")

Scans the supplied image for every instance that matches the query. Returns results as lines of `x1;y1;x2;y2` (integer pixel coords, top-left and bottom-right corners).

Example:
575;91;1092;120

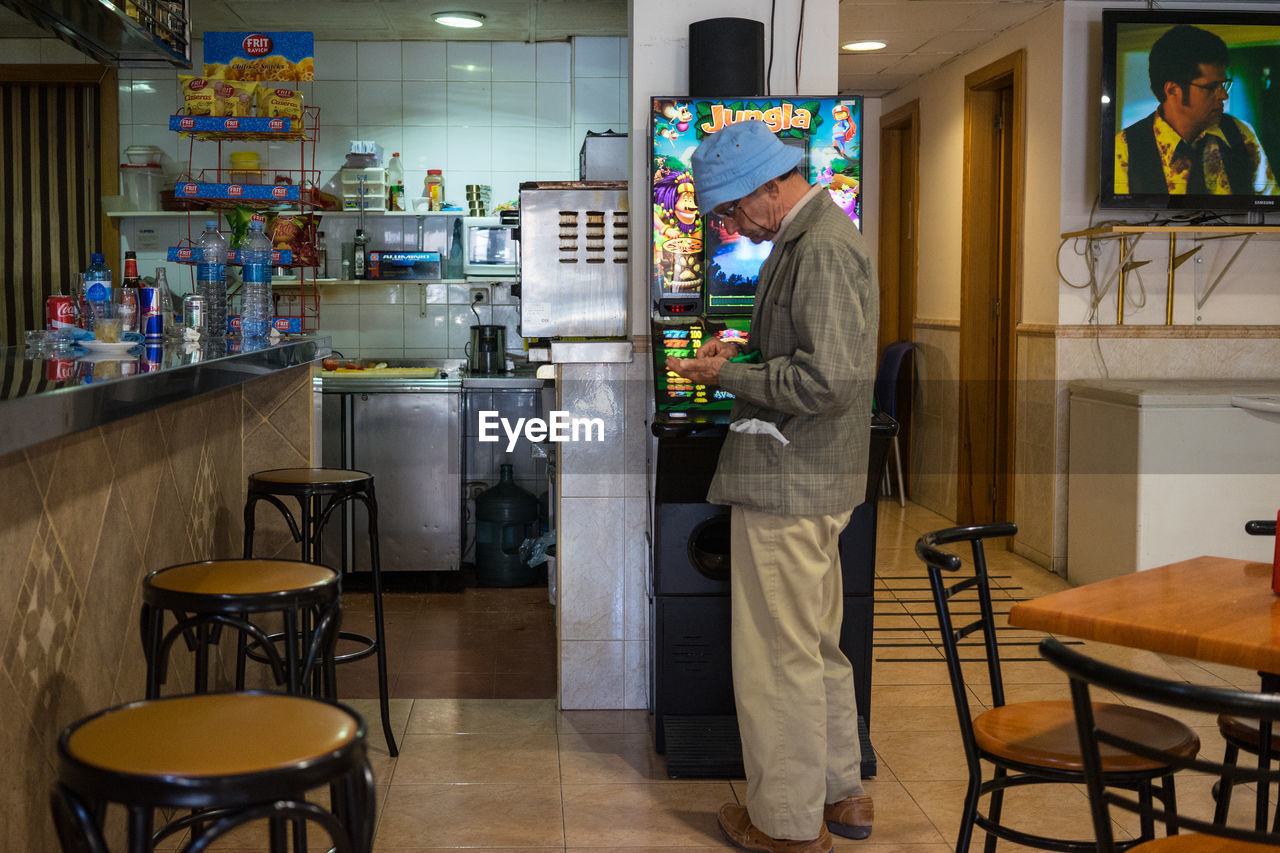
824;795;873;839
717;804;833;853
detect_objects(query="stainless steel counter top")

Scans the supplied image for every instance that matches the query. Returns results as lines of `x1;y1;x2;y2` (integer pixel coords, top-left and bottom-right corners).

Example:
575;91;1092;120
315;362;545;393
0;335;330;456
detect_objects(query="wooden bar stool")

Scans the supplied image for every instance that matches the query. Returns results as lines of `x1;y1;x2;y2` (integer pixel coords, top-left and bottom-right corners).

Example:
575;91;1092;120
140;559;342;700
50;692;375;853
243;467;397;756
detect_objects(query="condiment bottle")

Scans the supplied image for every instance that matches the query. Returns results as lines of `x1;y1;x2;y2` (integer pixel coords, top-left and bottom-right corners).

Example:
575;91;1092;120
426;170;444;211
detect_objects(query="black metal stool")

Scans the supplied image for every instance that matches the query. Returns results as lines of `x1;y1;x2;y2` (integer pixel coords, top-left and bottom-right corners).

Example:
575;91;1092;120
51;692;375;853
140;559;342;700
243;468;397;756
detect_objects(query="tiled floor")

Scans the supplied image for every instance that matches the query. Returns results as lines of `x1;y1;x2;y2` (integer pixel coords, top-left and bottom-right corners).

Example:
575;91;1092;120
325;501;1269;850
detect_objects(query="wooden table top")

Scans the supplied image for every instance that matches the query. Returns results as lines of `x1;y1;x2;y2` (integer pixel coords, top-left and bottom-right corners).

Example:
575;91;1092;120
1008;556;1280;675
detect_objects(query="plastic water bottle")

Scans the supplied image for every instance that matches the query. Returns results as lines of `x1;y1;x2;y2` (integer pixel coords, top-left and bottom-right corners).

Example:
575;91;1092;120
196;221;228;338
82;253;111;331
240;220;273;338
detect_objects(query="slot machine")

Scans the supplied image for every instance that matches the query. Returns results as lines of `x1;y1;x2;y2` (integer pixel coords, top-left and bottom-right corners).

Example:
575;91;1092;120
647;96;891;780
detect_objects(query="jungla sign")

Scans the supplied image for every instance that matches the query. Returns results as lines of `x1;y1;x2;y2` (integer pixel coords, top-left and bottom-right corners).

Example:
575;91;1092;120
699;102;812;135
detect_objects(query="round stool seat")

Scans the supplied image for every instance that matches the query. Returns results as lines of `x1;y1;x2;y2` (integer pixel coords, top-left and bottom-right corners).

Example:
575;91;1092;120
147;559;338;602
52;693;374;851
250;468;372;487
141;560;343;701
60;693;364;807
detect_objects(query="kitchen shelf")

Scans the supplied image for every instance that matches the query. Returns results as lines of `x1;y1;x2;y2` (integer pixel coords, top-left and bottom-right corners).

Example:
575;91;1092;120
1061;224;1280;238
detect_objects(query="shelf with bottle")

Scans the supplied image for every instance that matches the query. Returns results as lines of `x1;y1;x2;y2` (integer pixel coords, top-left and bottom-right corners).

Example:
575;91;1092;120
108;207;474;219
170;106;323;335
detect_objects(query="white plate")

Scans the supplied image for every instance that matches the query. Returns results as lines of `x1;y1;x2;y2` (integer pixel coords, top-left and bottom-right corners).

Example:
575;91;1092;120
79;340;141;353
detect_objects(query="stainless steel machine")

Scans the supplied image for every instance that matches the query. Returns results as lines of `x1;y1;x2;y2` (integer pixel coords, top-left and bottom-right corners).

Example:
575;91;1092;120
518;180;629;338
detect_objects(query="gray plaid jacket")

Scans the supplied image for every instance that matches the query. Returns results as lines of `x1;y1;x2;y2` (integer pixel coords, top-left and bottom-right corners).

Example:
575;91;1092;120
707;191;878;516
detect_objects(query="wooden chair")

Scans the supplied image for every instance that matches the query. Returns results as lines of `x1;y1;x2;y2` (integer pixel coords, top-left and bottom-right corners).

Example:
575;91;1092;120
1212;518;1280;831
1041;636;1280;851
916;523;1197;851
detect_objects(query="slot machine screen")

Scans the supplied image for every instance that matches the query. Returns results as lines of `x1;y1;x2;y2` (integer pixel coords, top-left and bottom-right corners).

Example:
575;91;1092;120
652;318;748;419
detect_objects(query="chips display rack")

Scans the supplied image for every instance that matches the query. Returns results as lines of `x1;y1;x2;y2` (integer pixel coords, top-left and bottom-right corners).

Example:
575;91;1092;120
168;105;322;334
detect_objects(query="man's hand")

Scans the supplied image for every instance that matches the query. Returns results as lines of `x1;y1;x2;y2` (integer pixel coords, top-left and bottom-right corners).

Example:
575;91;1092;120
696;338;743;359
665;353;730;385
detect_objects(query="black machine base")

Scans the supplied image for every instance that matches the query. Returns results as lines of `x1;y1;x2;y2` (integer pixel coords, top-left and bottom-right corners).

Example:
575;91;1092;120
661;714;876;780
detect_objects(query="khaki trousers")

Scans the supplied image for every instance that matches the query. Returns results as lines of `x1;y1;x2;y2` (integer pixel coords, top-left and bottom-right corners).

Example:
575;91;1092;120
730;505;867;840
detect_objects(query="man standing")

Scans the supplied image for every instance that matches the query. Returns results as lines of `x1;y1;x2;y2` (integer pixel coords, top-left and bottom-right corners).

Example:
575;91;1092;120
1115;23;1277;195
665;119;877;853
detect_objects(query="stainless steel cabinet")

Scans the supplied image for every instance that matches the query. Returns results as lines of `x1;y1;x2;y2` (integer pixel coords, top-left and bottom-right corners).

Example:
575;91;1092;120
321;385;461;575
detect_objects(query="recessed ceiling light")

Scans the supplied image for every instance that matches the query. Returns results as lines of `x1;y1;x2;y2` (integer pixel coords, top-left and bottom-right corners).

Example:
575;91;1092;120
842;40;887;52
434;11;485;28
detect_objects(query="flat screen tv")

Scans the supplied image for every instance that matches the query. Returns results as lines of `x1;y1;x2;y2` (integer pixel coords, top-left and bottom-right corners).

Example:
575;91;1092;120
1101;9;1280;213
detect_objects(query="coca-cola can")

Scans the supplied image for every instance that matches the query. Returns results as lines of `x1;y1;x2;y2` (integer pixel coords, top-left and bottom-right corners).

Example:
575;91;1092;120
139;287;163;339
46;295;75;331
45;355;74;381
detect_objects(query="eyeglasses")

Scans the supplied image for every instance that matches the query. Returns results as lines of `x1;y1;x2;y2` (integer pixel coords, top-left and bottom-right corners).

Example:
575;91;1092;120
1189;78;1233;94
708;198;742;224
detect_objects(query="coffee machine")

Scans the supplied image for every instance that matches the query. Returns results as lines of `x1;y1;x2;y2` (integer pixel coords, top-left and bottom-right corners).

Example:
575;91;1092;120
467;324;506;374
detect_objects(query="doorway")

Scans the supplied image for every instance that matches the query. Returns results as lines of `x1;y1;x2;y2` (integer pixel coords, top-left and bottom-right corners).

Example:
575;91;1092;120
877;101;920;495
877;100;919;351
957;51;1024;526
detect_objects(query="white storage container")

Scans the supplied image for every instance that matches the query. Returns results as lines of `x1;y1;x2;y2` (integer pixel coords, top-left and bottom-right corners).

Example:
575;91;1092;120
120;164;164;210
341;167;386;211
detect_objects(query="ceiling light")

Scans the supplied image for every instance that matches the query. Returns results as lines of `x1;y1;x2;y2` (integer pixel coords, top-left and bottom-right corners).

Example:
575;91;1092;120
842;40;887;52
434;11;485;28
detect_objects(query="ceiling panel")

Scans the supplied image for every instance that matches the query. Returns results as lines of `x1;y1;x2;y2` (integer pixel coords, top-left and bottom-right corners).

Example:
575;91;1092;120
2;0;1061;99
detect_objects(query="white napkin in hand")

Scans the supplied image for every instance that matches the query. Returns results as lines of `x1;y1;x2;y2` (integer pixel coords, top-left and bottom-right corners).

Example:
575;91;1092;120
729;418;790;445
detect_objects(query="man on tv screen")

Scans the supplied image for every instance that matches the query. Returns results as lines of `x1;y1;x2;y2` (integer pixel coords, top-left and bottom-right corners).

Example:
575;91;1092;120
1115;24;1278;196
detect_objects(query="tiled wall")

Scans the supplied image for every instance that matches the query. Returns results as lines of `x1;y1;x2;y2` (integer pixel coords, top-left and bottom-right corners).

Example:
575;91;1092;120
555;356;651;709
0;366;313;850
1;35;629;360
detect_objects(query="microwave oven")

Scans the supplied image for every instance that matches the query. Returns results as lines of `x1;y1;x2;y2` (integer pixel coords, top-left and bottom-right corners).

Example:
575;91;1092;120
461;216;519;277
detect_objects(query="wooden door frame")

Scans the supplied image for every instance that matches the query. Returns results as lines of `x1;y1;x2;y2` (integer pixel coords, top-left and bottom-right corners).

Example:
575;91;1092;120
957;51;1024;526
877;99;919;352
0;64;120;275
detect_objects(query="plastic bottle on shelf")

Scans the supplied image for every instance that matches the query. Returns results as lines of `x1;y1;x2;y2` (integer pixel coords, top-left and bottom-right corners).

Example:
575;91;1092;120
316;230;329;279
425;170;444;211
240;219;274;338
353;227;369;280
196;221;228;338
446;217;465;279
387;153;405;210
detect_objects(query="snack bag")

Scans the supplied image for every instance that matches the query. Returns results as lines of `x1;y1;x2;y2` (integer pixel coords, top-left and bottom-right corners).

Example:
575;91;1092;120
266;214;321;268
256;87;304;121
179;75;216;116
213;79;257;117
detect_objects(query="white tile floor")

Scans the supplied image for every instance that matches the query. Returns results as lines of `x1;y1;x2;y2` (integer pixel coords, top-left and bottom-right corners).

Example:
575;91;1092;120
210;499;1277;850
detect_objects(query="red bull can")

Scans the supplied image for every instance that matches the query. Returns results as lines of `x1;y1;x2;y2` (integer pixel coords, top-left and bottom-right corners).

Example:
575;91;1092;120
139;287;163;339
141;343;165;372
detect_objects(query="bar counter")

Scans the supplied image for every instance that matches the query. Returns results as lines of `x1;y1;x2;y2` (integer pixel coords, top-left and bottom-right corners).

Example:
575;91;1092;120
0;334;329;850
0;335;331;456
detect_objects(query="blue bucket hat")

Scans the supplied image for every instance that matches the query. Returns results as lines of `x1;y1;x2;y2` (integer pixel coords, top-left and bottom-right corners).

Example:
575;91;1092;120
691;119;804;214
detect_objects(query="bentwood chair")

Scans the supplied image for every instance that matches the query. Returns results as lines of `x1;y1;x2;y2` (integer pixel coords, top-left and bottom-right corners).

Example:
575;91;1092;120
916;523;1197;851
1041;637;1280;851
1212;518;1280;831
